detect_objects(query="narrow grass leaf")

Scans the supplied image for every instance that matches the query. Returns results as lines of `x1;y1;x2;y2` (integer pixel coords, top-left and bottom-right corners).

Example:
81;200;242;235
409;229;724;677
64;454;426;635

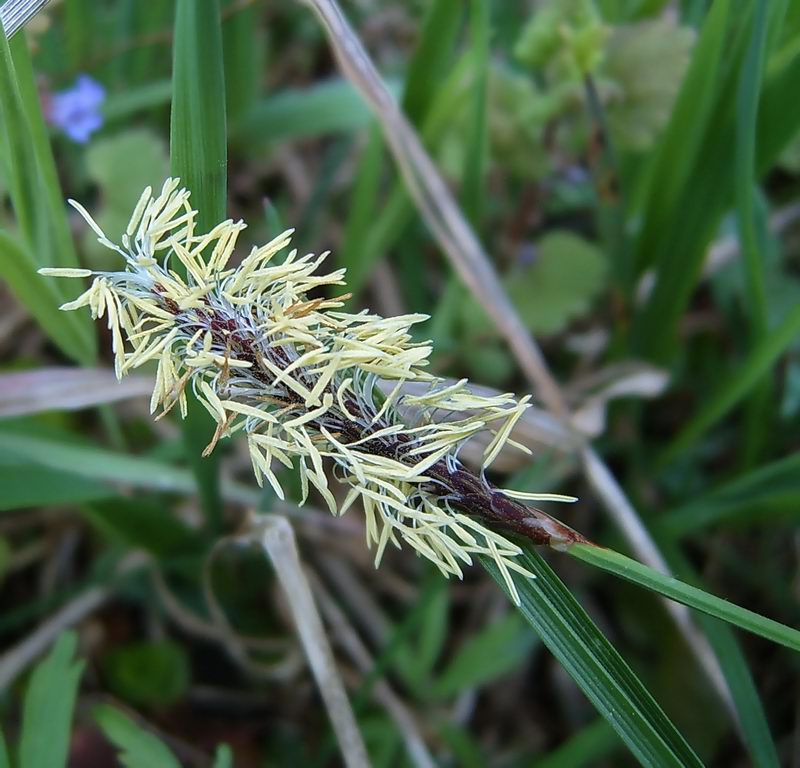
93;704;182;768
19;631;84;768
0;23;43;256
481;548;703;767
661;452;800;537
213;745;234;768
460;0;489;227
170;0;227;230
222;1;262;121
356;53;474;294
340;122;383;294
734;0;773;336
0;462;113;511
0;231;92;364
659;302;800;465
431;613;537;699
0;729;8;768
401;0;463;123
659;541;780;768
569;544;800;652
341;3;464;296
628;0;731;268
10;34;83;275
534;719;620;768
231;79;400;147
0;428;260;506
170;0;227;527
103;80;172;123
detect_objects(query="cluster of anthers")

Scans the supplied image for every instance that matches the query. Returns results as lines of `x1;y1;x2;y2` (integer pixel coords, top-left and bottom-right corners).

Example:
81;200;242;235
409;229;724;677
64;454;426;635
41;179;582;604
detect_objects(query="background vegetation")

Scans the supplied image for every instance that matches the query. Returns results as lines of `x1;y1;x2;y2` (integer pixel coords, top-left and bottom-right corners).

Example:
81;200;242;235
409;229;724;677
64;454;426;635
0;0;799;766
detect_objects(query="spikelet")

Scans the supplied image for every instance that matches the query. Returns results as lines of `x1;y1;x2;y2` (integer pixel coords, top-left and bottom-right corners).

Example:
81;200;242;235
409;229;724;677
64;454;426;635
41;179;581;604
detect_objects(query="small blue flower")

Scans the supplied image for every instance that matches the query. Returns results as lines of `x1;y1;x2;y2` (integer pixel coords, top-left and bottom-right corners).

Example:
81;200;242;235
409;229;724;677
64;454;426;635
48;75;105;144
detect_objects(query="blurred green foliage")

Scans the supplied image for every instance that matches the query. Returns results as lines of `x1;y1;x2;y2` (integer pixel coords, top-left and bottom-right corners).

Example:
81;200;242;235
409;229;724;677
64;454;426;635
0;0;799;765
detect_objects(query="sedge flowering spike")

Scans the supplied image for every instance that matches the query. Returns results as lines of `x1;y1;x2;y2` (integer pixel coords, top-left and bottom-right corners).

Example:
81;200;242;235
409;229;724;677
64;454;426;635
40;179;583;604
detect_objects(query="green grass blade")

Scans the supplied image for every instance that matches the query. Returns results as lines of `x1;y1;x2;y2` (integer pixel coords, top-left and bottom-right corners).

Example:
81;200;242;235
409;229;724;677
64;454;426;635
341;2;464;298
735;0;773;337
103;79;173;123
170;0;227;528
230;79;399;148
351;53;473;296
632;5;800;362
0;24;43;256
628;0;731;267
10;34;86;277
0;728;8;768
0;428;259;507
660;453;800;537
93;704;182;768
0;231;93;364
659;542;780;768
430;613;536;699
340;122;384;292
170;0;227;231
223;0;262;121
0;460;112;511
659;301;800;465
461;0;489;227
212;744;233;768
569;544;800;651
481;548;703;767
757;41;800;172
19;631;84;768
401;0;463;124
0;26;95;364
535;719;620;768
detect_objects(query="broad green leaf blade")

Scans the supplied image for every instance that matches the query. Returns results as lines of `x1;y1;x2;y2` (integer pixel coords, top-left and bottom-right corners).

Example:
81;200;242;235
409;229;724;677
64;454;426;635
19;631;84;768
93;704;182;768
170;0;227;527
661;453;800;537
481;548;703;767
569;544;800;652
659;302;800;465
